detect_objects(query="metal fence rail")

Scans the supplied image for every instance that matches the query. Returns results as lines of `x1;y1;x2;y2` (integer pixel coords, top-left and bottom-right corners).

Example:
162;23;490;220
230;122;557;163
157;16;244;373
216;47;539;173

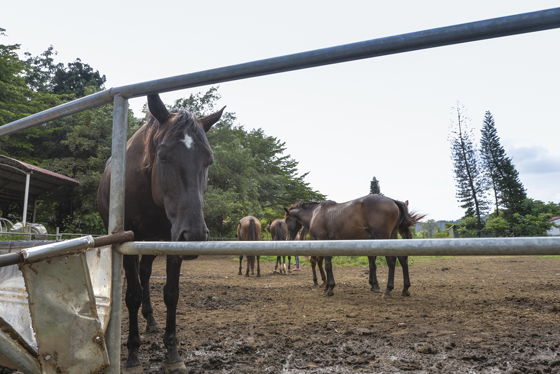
118;237;560;257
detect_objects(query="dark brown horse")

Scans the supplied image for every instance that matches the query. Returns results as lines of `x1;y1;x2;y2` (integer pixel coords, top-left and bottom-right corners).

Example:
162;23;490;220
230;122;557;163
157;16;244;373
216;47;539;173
266;218;291;274
237;216;262;277
97;94;224;373
284;194;422;297
298;226;326;286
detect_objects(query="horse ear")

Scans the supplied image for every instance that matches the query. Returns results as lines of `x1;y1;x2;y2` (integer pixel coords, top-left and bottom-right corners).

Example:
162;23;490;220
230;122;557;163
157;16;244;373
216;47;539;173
405;200;409;207
148;94;170;124
198;106;226;132
284;207;289;214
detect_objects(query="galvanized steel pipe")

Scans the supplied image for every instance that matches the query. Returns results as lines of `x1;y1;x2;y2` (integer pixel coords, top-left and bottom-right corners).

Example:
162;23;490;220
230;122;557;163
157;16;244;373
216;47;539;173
105;95;128;374
1;7;559;137
117;237;560;257
0;331;41;374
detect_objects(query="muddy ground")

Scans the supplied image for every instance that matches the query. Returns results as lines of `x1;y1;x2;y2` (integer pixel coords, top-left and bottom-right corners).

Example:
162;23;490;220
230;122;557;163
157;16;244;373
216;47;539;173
114;255;560;373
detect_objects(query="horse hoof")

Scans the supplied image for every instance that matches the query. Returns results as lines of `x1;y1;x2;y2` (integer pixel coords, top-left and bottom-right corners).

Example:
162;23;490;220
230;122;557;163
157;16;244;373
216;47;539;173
146;324;162;333
122;365;144;374
382;293;392;299
402;291;411;297
326;290;334;297
164;360;187;373
371;286;382;293
257;274;261;277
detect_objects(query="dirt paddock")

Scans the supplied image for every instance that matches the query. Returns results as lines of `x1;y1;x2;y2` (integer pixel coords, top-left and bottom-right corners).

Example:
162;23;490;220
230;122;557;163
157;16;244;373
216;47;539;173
112;255;560;373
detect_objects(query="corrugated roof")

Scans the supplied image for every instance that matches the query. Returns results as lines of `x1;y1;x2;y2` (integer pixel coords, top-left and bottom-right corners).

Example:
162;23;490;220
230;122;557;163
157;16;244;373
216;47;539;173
0;155;79;204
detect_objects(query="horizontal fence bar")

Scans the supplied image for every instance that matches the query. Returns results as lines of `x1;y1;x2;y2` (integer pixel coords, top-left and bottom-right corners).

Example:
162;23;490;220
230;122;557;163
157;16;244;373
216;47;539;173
117;237;560;257
1;7;559;137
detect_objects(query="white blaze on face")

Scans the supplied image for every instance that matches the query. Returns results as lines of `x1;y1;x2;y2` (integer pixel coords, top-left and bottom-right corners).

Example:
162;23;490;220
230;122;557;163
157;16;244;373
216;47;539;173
181;133;194;149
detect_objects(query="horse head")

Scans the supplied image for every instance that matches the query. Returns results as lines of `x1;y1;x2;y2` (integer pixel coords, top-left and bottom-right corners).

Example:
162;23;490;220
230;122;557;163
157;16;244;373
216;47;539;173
146;94;224;242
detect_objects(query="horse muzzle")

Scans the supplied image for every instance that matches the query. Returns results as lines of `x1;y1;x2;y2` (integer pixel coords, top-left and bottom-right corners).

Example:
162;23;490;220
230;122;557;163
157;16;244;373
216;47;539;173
176;228;209;242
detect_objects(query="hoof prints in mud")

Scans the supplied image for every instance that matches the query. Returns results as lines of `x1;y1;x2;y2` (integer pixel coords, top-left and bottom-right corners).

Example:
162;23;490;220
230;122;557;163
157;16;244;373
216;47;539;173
126;256;560;373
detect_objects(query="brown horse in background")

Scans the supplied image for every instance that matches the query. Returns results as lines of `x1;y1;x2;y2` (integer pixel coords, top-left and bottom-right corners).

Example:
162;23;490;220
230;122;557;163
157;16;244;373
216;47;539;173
284;194;423;297
97;94;224;373
266;218;291;274
237;216;262;277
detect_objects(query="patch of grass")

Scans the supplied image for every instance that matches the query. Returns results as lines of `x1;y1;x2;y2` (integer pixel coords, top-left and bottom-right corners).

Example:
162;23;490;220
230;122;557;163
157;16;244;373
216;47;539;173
0;234;31;241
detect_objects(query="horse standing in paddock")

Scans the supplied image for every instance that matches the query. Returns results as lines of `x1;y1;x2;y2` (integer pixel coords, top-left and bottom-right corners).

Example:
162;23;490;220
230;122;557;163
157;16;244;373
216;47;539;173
284;194;422;297
237;216;262;277
98;94;224;373
298;226;325;286
266;218;291;274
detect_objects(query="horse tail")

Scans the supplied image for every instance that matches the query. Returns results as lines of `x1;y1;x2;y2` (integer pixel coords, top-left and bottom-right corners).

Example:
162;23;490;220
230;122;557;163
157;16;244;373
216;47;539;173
393;200;425;239
275;220;287;241
249;218;257;241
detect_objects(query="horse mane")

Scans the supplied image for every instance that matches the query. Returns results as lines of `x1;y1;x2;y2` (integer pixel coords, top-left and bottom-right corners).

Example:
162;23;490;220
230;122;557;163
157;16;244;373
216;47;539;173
142;109;201;170
287;201;322;211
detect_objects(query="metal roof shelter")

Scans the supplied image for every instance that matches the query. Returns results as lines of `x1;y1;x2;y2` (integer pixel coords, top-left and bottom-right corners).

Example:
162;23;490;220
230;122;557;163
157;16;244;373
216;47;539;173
0;155;79;226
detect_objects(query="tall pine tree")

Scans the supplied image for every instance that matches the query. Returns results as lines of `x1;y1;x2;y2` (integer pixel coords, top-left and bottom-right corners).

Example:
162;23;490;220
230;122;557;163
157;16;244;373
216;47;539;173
369;176;382;195
479;111;526;219
449;104;488;235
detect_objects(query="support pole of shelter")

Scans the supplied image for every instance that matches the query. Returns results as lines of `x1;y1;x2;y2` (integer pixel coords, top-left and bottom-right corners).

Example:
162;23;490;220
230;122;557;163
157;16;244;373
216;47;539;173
105;94;128;374
22;173;30;227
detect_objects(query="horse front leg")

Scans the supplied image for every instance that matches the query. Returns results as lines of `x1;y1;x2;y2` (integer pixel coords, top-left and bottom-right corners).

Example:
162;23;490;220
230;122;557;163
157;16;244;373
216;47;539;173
398;256;411;296
287;256;292;272
140;255;161;333
317;257;326;286
368;256;382;293
238;255;243;275
311;257;319;286
384;256;397;298
163;255;187;373
256;256;261;277
123;255;143;372
324;256;336;296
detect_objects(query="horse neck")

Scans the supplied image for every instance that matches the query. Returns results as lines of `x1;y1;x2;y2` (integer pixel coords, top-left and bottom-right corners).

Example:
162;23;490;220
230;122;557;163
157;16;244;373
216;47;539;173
297;204;318;228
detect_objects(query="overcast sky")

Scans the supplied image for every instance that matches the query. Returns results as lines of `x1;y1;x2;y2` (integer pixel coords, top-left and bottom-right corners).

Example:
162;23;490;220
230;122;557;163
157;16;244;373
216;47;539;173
2;1;559;221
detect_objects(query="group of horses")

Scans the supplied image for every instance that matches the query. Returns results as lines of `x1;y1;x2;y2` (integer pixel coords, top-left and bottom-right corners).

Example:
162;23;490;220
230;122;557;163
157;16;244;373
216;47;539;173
237;216;294;277
237;195;423;299
97;94;423;373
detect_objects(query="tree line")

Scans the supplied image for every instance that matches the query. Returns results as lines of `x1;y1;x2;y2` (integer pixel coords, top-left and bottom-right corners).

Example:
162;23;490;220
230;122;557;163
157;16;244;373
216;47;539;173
447;103;559;237
0;30;325;238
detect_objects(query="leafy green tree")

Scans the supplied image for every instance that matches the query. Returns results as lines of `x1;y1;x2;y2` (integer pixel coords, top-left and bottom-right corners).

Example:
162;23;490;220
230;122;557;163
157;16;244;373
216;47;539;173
480;111;526;218
484;214;510;237
449;103;488;235
24;46;106;99
509;199;560;237
369;176;382;195
0;30;60;133
433;226;450;238
420;219;438;238
456;216;479;238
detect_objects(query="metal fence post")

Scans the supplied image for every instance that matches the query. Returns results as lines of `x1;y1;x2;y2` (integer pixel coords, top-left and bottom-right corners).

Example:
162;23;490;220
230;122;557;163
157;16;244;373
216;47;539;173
105;94;128;374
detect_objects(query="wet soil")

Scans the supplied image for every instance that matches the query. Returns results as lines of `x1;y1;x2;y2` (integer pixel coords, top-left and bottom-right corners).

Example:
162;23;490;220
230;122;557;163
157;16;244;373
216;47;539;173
120;255;560;373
